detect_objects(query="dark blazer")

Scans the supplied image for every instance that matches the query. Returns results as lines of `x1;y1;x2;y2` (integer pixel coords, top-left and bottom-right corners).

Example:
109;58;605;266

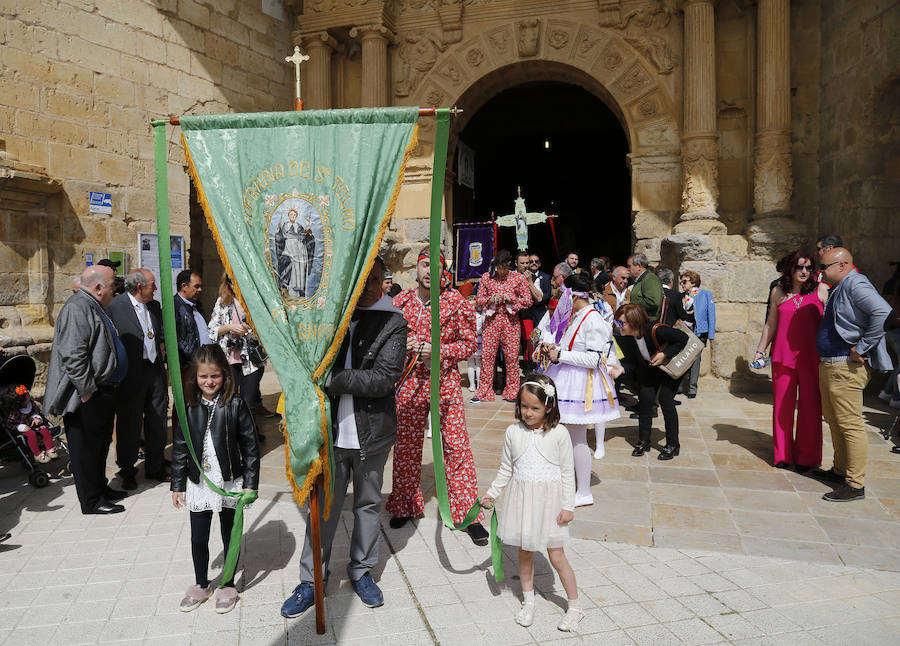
661;287;688;327
44;290;119;415
619;323;689;380
107;293;165;385
171;396;260;491
521;270;552;323
174;294;202;365
327;309;407;460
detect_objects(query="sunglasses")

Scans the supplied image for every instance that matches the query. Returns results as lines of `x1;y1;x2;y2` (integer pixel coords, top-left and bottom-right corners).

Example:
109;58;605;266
819;261;841;271
679;278;690;284
794;264;812;272
613;319;625;328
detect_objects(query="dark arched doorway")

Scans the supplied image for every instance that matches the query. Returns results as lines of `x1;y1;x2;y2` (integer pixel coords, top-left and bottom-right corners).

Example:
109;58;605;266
452;81;631;270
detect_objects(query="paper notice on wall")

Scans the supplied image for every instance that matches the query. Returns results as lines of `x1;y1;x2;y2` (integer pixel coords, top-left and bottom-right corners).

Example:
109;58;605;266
138;232;184;301
89;191;112;215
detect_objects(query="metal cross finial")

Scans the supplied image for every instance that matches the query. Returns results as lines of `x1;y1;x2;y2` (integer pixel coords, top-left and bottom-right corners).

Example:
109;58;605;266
285;45;310;104
517;186;522;198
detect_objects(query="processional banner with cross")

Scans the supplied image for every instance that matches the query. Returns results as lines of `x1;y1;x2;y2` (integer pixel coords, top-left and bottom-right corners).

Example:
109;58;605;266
179;108;419;509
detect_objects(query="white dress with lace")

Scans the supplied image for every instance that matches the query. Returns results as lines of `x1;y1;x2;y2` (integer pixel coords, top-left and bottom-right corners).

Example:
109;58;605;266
498;431;568;551
184;398;244;513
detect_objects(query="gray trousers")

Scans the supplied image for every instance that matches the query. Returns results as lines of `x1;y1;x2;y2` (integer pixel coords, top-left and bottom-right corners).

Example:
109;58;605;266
299;447;390;584
685;336;708;396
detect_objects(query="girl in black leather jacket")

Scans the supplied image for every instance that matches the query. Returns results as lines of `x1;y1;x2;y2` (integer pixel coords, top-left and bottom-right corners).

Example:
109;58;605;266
171;344;260;614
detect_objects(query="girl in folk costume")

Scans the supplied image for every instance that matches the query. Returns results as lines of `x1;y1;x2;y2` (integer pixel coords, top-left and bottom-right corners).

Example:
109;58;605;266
171;344;260;614
466;298;484;393
534;273;622;507
481;375;584;633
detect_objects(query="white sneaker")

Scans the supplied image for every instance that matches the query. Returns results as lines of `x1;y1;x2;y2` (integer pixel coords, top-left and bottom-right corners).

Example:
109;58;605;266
515;602;535;627
35;451;50;464
557;607;585;632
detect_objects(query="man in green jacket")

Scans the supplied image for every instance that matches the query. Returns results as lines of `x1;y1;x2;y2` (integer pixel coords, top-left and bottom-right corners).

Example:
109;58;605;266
627;253;663;319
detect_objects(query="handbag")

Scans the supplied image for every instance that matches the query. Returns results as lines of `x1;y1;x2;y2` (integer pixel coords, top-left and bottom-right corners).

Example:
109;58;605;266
650;321;704;379
246;337;268;366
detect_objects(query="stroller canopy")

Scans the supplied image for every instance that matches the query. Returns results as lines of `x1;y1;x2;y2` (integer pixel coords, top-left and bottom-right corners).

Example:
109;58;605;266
0;354;37;391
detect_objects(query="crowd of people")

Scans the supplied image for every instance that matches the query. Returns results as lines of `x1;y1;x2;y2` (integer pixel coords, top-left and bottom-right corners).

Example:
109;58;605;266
12;231;894;628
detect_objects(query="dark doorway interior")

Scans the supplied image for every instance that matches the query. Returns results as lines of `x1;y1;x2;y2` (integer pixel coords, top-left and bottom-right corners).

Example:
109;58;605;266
453;82;631;270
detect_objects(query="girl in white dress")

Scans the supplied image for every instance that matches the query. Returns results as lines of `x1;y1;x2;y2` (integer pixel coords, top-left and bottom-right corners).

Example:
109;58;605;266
534;273;623;507
481;375;584;633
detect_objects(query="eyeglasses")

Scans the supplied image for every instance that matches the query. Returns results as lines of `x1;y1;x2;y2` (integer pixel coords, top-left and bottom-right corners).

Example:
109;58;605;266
794;264;812;272
679;278;690;284
528;259;538;264
819;261;841;271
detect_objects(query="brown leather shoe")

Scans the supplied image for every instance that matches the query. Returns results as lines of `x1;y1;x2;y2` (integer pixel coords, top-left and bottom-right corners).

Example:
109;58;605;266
822;485;865;502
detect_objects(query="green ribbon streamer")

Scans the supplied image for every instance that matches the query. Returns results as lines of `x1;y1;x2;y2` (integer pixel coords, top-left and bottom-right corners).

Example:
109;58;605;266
153;122;257;588
428;110;502;581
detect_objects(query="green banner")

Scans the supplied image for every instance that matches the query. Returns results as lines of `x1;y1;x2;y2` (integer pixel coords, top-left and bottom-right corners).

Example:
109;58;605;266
179;108;419;511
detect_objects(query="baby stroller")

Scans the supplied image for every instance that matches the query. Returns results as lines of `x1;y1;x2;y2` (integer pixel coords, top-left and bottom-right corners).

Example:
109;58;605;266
0;354;69;487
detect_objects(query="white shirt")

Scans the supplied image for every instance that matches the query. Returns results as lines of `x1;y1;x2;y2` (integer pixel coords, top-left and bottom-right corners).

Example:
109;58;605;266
611;284;630;310
334;320;360;450
636;336;651;362
128;292;157;363
180;294;211;346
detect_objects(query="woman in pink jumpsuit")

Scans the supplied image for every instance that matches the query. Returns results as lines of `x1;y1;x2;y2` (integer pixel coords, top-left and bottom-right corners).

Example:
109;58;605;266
474;250;533;402
755;251;828;471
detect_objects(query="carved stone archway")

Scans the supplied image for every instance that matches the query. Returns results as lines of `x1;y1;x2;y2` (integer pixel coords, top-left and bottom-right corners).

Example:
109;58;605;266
388;19;684;264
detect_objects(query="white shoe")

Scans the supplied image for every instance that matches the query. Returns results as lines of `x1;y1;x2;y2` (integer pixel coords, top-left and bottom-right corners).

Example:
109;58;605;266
593;448;605;460
47;448;59;459
468;386;476;393
35;451;51;464
557;607;585;632
515;602;535;627
574;493;594;508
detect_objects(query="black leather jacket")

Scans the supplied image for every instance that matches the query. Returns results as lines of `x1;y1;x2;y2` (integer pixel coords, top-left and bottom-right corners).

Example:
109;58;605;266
327;309;407;460
170;397;260;492
173;294;201;365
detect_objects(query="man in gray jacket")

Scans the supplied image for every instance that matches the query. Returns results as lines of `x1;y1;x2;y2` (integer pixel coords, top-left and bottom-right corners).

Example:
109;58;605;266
282;257;407;617
45;265;130;514
814;248;893;502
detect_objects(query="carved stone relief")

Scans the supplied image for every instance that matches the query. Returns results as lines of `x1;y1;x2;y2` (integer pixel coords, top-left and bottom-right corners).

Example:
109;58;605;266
424;88;445;106
549;29;569;50
485;25;513;60
612;62;653;99
437;1;464;44
754;133;792;215
435;55;466;87
573;26;606;63
394;30;446;97
465;47;485;67
516;19;542;57
598;2;675;29
681;137;719;216
624;35;675;74
636;120;679;149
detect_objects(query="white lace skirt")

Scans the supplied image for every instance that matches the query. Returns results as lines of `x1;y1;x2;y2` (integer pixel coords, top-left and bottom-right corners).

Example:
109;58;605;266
498;478;568;551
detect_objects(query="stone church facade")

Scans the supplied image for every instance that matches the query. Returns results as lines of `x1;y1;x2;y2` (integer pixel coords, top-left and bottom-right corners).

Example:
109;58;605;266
0;0;897;392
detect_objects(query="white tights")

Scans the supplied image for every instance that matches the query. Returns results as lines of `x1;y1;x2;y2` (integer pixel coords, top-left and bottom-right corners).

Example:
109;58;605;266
592;422;607;459
567;424;593;502
467;355;481;392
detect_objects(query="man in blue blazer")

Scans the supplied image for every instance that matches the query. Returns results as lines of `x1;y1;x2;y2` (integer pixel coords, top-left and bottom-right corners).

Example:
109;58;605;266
814;248;893;502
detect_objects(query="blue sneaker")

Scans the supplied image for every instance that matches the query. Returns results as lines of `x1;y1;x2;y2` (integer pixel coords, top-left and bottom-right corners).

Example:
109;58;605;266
350;572;384;608
281;582;315;618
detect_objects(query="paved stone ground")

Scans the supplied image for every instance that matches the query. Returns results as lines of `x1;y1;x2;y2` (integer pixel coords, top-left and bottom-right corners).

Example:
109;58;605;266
1;373;899;645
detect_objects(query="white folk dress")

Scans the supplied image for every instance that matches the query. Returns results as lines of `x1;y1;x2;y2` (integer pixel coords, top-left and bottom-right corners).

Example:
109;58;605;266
184;396;244;513
535;306;621;425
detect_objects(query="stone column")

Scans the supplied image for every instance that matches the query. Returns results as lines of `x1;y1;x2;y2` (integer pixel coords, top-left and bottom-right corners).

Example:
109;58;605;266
350;24;393;107
677;0;724;234
753;0;792;218
747;0;804;257
297;31;338;110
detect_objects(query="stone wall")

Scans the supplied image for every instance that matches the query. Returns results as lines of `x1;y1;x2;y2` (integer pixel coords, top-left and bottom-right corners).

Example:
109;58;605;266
819;0;900;289
0;0;293;388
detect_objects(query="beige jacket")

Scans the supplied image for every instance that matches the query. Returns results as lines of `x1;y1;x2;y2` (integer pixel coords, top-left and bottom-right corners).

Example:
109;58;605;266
486;422;576;511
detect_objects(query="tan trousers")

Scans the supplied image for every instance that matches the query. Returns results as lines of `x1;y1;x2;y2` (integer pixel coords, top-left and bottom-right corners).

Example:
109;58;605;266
819;361;871;489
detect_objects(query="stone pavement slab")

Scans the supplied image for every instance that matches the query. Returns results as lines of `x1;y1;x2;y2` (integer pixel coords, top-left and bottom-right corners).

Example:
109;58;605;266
1;380;899;643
